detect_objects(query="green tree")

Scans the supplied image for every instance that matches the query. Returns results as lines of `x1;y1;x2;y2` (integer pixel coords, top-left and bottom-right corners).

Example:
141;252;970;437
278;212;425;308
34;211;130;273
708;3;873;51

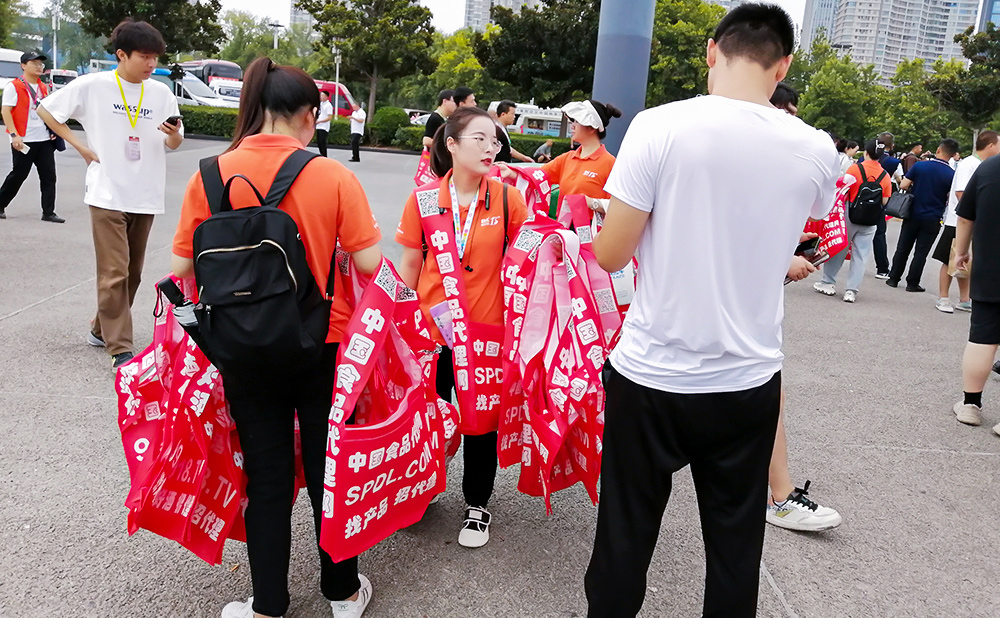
78;0;224;57
0;0;29;46
645;0;725;106
927;23;1000;130
799;54;883;140
45;0;108;71
473;0;600;107
879;58;963;149
784;29;837;96
217;10;272;68
389;29;514;109
297;0;435;117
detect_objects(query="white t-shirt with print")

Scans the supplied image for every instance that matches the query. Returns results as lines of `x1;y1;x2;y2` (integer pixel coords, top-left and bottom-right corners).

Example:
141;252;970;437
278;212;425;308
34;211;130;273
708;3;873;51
2;80;50;142
605;95;840;394
317;100;334;131
945;154;981;227
350;108;366;135
40;71;181;215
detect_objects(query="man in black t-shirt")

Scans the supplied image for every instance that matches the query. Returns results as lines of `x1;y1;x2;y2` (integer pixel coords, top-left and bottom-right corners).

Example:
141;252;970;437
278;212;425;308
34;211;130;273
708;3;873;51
494;100;533;164
951;155;1000;435
421;89;455;149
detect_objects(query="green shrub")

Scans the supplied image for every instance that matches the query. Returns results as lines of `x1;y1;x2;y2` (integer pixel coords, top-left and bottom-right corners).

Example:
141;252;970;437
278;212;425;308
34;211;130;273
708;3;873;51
394;126;425;151
369;106;410;146
178;105;239;138
325;120;352;146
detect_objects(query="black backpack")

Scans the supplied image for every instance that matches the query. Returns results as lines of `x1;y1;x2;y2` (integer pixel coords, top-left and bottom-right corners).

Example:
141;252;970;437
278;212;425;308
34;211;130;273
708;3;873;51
192;149;333;370
847;163;887;226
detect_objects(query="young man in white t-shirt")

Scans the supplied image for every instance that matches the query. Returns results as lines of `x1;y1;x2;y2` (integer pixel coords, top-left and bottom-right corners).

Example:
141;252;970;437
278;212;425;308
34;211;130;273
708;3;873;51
934;131;999;314
38;20;183;369
348;102;365;162
0;50;62;222
585;5;839;617
315;91;333;157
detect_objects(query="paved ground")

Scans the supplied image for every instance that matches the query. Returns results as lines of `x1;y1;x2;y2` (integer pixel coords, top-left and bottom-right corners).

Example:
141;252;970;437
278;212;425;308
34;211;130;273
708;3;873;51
1;138;999;618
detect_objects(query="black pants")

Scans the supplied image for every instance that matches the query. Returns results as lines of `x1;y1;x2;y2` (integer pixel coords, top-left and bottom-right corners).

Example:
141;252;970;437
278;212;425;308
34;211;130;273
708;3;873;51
350;133;361;161
889;218;942;286
585;366;781;618
436;347;498;508
316;129;328;157
0;140;56;216
222;344;359;618
873;214;889;273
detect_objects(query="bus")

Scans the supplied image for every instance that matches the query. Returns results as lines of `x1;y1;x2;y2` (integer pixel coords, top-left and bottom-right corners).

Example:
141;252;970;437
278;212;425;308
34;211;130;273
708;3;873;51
488;101;567;138
0;48;24;90
150;68;238;109
178;60;242;85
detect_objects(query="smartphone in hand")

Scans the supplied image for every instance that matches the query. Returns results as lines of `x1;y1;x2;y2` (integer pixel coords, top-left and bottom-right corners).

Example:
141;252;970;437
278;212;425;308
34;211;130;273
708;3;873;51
164;115;182;127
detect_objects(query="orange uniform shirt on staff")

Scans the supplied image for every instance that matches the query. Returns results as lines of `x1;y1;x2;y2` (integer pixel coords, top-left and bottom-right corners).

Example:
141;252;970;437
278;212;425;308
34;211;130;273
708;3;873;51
396;170;529;345
541;144;617;199
172;133;382;343
845;158;893;204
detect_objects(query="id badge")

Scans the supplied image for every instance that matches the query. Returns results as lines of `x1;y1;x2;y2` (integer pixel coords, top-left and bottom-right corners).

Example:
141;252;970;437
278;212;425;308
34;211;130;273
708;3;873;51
126;136;141;161
429;301;455;349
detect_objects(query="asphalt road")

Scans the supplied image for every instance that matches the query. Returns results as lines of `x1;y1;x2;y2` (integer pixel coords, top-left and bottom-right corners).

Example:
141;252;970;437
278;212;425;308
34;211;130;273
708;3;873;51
1;138;998;618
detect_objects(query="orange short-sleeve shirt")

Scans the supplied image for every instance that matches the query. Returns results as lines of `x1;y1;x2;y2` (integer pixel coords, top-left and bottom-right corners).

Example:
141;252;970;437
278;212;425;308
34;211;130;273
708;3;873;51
845;158;893;204
395;170;529;344
172;133;382;343
541;144;616;199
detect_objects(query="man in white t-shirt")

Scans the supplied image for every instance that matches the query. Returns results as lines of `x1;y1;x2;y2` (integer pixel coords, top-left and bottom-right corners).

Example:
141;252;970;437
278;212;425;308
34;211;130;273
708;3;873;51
315;91;333;157
933;131;999;314
0;50;62;222
38;20;183;369
585;5;839;617
348;102;365;162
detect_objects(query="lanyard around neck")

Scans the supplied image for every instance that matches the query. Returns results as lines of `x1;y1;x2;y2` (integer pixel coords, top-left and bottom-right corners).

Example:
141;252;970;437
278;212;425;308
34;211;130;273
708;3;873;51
115;70;144;131
18;77;40;108
448;178;489;261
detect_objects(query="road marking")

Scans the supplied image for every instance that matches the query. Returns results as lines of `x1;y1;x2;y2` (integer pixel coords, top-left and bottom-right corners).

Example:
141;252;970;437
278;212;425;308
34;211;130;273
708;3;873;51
0;244;172;324
761;559;800;618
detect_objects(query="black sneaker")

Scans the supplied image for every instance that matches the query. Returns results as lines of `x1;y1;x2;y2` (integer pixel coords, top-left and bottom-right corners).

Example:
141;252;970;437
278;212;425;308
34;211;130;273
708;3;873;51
112;352;134;369
874;272;890;280
905;284;926;293
992;360;1000;376
41;214;65;223
886;279;899;288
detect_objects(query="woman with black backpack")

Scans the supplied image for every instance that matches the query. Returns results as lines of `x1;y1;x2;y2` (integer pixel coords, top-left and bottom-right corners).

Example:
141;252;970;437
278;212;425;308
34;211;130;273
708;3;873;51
813;139;892;303
170;57;382;618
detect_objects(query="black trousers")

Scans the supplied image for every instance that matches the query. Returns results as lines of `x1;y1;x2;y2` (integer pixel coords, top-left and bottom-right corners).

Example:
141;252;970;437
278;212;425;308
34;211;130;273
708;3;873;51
873;214;889;273
888;218;942;286
350;133;361;161
222;343;360;618
436;347;498;508
0;140;56;216
586;366;781;618
316;129;328;157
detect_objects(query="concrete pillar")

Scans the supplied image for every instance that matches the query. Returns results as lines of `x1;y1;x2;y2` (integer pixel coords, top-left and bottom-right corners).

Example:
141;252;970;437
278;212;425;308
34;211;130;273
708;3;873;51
591;0;656;155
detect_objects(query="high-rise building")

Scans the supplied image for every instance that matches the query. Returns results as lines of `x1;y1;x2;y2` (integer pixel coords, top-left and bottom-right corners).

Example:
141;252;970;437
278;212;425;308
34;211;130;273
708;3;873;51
801;0;839;50
290;7;314;29
980;0;1000;30
832;0;980;84
464;0;540;31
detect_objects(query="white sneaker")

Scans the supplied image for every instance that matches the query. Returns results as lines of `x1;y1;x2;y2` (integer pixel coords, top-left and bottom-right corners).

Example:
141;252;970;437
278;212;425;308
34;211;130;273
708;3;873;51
458;506;491;548
954;401;983;426
766;481;842;532
87;331;106;347
843;290;857;303
222;597;274;618
813;282;836;296
331;574;373;618
936;298;955;313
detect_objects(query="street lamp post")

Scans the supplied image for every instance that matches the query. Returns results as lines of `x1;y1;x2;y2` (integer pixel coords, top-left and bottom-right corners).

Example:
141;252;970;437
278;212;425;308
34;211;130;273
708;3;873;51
268;23;284;50
51;2;60;69
332;43;342;115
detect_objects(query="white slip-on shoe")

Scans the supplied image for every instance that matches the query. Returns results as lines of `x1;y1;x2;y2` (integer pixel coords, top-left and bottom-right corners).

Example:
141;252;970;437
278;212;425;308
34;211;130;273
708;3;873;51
458;505;491;548
331;574;373;618
953;401;983;426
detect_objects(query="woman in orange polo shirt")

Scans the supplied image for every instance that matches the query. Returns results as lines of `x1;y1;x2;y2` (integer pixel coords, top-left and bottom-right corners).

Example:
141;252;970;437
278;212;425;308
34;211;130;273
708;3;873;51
396;106;528;550
170;58;381;618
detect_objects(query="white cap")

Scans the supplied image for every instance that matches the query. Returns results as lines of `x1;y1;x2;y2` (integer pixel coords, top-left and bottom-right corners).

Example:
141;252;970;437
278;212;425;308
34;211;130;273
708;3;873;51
561;100;604;132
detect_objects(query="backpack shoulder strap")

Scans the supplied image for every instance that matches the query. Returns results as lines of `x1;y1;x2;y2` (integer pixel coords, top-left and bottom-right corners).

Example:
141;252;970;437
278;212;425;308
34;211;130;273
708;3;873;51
875;170;887;184
856;162;867;183
263;149;320;208
325;252;338;299
199;156;226;215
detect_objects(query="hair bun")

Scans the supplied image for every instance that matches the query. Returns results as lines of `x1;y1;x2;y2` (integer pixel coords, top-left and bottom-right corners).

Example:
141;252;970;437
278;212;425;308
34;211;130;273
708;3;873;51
606;104;623;119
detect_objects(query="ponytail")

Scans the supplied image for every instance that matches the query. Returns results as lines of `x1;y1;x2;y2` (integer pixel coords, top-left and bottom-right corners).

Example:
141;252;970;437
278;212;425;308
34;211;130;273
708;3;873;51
228;57;320;152
590;100;623;140
429;106;496;178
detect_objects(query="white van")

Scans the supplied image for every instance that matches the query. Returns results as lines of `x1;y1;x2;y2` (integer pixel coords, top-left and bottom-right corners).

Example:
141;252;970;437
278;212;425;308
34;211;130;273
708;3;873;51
150;68;238;109
489;100;567;138
210;79;242;104
0;48;24;90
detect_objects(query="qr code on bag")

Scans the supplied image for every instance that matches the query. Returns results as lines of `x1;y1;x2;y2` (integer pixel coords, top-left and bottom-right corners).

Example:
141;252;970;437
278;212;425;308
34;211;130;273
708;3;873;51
375;262;397;296
513;229;543;253
417;189;441;218
594;288;616;314
396;284;417;302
